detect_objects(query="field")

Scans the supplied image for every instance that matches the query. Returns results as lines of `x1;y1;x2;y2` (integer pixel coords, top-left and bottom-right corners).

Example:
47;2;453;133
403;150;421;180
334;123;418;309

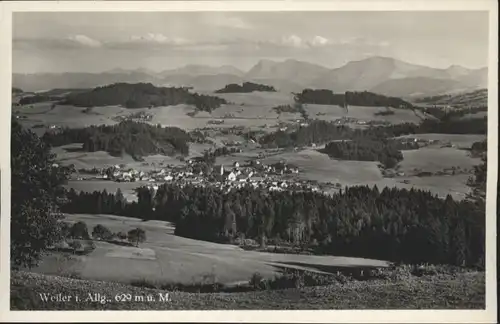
395;133;486;149
15;92;485;208
262;149;383;185
257;147;477;200
53;144;184;170
304;104;426;124
29;214;390;286
399;147;481;174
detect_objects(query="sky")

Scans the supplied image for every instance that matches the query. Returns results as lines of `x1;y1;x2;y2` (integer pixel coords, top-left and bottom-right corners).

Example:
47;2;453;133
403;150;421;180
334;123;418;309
12;11;490;74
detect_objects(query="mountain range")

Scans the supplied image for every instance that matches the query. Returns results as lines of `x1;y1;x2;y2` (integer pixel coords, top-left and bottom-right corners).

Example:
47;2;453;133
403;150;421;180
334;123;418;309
13;56;487;98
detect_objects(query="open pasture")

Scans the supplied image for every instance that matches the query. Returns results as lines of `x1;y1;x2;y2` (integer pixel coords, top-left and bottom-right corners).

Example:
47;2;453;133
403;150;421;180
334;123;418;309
207;91;295;107
262;148;475;200
53;144;183;171
30;213;390;286
305;104;425;124
399;147;482;175
393;174;473;200
395;133;486;149
15;104;120;129
262;149;384;185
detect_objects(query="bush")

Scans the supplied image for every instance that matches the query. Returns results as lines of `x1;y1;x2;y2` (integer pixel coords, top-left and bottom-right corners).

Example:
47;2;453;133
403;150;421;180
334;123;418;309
249;272;265;290
130;278;157;289
92;224;113;241
116;232;128;240
68;240;83;253
127;228;146;247
69;221;90;239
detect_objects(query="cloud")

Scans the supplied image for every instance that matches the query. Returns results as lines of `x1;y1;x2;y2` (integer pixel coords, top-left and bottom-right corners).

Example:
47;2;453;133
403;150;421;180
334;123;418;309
66;34;101;48
264;35;334;49
129;33;191;45
205;15;253;30
280;35;304;48
310;36;330;47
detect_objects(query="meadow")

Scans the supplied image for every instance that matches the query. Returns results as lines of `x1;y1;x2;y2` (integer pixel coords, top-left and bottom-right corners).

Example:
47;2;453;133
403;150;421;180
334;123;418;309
29;213;390;286
395;133;486;149
304;104;426;124
399;146;481;175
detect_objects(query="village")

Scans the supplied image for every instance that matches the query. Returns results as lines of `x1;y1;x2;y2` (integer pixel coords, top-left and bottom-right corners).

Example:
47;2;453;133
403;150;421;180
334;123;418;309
73;154;326;194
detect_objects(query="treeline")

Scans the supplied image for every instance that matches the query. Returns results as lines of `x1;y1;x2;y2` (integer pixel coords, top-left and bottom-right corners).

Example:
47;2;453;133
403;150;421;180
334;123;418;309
293;89;413;108
414;94;452;103
62;83;227;112
63;183;484;267
19;95;59;105
42;121;190;157
419;106;487;121
202;146;242;164
215;82;276;93
323;139;403;168
260;117;487;148
62;188;142;218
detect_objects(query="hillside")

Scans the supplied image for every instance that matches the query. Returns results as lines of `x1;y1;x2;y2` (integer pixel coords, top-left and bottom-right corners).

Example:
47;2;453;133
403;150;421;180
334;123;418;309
311;57;486;96
42;120;191;158
370;77;465;98
413;89;488;107
61;83;227;111
246;59;330;85
11;269;485;310
293;89;413;108
13;71;163;93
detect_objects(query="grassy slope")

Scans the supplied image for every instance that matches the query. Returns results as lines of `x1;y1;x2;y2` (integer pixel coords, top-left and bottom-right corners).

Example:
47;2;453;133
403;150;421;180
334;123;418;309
11;270;485;310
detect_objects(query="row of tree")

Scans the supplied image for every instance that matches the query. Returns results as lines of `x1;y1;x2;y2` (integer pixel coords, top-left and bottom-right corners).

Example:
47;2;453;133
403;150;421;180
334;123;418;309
62;82;227;112
42;120;191;157
215;82;276;93
293;89;413;108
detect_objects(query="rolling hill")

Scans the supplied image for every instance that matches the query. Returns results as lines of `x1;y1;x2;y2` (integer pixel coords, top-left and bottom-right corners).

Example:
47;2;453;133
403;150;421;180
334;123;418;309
413;89;488;107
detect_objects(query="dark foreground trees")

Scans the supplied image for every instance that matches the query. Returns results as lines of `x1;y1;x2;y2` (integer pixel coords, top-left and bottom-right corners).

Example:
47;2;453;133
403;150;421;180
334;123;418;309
63;181;486;267
11;120;71;269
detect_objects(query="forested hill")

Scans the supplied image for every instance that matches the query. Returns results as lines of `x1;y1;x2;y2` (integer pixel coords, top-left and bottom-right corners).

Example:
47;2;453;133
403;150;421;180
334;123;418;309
293;89;413;108
215;82;276;93
62;83;227;112
42;121;191;158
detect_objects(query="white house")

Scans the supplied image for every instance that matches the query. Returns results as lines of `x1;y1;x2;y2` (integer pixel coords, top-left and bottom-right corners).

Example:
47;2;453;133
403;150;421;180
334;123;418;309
227;172;237;181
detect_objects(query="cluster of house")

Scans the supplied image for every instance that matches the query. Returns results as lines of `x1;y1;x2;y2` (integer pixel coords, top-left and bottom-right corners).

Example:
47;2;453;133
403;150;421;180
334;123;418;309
85;156;322;193
394;137;434;145
114;112;153;122
333;117;359;125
